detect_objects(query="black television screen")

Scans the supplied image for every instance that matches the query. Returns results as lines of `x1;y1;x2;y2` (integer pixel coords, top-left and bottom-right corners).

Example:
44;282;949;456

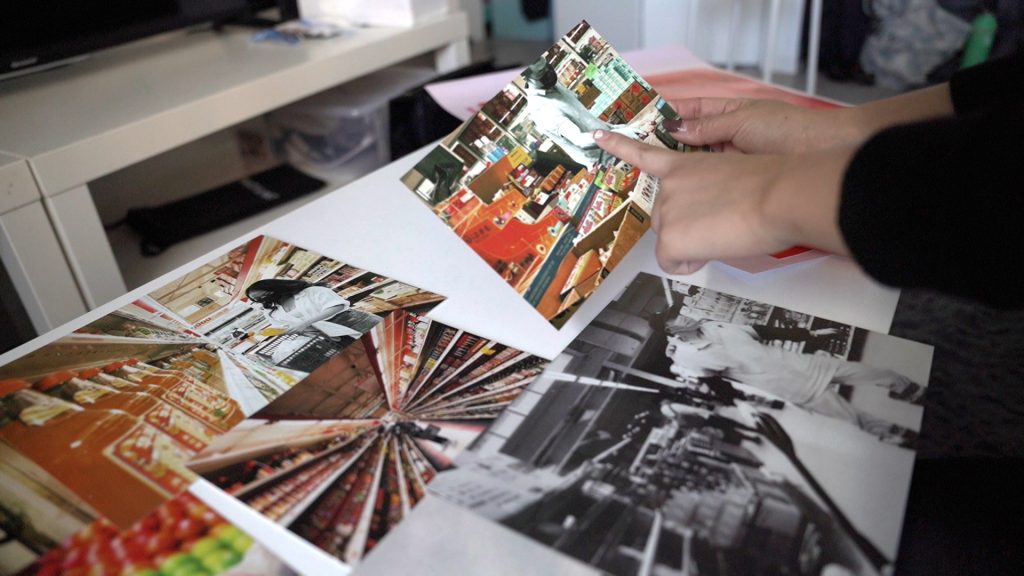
1;0;250;78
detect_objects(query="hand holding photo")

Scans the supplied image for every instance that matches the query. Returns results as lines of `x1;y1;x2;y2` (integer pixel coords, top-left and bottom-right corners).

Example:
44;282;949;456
401;21;707;327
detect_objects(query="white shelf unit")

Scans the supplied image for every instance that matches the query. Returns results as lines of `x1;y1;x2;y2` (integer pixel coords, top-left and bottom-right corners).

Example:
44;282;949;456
0;13;470;333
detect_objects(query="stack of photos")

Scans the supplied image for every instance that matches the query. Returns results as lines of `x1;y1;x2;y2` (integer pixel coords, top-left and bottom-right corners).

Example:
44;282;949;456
401;20;707;327
0;235;443;574
431;272;932;576
187;309;547;566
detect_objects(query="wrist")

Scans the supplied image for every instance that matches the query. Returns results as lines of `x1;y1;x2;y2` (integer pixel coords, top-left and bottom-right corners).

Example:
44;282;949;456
759;147;855;256
841;106;881;144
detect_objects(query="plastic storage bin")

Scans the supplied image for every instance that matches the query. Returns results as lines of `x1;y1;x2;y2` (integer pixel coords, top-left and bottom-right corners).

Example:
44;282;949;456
268;66;438;171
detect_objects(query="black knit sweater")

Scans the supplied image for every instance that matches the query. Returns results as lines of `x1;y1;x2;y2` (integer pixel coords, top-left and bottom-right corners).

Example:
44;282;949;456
839;52;1024;308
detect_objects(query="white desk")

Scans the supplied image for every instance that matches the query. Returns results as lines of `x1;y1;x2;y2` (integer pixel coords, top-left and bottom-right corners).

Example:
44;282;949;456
0;153;86;331
0;144;901;574
0;13;470;334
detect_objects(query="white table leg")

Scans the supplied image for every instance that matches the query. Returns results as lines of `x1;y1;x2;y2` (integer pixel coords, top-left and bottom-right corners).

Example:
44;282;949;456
806;0;823;94
727;0;742;72
43;185;126;310
0;200;88;333
762;0;783;83
687;0;700;52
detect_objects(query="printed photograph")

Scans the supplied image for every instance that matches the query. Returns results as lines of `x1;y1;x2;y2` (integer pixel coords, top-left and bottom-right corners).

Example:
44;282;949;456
188;309;547;567
648;66;840;111
146;235;446;410
401;21;705;327
0;337;238;530
0;235;447;572
3;490;295;576
430;272;932;575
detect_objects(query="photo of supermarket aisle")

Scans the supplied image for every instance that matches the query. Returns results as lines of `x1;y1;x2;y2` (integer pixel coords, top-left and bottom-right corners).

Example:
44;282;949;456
0;338;250;527
146;235;445;410
0;338;286;574
430;273;934;576
188;309;547;566
0;235;452;573
401;21;701;327
7;491;295;576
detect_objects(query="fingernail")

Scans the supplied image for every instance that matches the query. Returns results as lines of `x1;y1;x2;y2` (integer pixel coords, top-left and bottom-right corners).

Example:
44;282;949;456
593;130;605;140
661;118;682;132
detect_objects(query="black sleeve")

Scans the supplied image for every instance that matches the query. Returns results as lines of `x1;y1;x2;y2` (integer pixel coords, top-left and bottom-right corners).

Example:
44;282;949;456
839;107;1024;308
949;52;1024;116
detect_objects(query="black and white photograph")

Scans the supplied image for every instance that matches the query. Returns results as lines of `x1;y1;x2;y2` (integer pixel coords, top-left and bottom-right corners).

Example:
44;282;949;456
430;272;933;575
400;21;702;327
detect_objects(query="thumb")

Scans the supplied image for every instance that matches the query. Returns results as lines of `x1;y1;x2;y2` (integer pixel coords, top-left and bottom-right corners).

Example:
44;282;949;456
665;113;743;148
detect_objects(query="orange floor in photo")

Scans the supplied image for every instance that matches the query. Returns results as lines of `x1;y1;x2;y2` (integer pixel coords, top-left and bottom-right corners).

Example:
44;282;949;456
444;189;568;292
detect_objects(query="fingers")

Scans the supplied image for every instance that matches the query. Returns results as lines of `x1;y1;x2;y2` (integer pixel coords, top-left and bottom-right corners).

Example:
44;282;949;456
593;130;680;177
664;111;744;148
675;260;709;275
671;97;747;120
654;234;708;275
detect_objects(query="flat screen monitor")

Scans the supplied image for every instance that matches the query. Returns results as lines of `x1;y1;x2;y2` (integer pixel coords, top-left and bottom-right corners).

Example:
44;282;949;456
1;0;250;78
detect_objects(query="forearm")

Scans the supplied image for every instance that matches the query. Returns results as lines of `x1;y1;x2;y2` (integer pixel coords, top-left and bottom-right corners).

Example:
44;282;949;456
849;84;954;138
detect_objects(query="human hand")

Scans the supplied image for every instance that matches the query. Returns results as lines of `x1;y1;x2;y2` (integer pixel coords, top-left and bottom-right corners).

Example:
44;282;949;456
594;130;855;274
663;98;866;155
810;328;841;337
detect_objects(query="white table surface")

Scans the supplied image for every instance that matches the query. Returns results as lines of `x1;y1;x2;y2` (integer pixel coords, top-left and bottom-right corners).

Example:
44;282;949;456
0;141;900;574
0;147;900;365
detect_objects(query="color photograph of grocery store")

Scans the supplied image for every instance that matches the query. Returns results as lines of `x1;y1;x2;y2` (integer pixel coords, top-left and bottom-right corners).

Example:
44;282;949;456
0;236;452;575
146;235;445;404
187;308;547;566
401;21;696;327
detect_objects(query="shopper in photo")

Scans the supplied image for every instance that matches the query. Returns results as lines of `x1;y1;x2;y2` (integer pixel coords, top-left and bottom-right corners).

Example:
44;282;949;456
664;315;921;446
522;58;644;166
245;279;380;341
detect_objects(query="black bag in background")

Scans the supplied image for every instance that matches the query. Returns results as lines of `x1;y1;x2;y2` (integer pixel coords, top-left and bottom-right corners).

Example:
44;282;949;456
806;0;874;83
125;164;324;255
388;60;504;161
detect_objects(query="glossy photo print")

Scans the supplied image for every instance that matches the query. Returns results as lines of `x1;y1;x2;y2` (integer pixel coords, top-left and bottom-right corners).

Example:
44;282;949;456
0;235;446;573
188;309;547;567
8;490;296;576
145;235;446;413
401;21;706;327
431;272;933;576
